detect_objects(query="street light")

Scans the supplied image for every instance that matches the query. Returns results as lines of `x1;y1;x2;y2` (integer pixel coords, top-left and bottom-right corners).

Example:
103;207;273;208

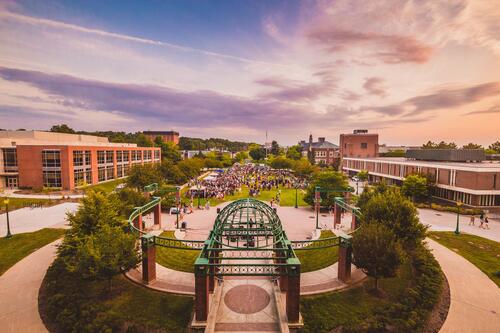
455;201;463;235
356;181;359;195
197;182;201;209
175;186;180;229
294;182;298;209
4;199;12;238
314;187;321;229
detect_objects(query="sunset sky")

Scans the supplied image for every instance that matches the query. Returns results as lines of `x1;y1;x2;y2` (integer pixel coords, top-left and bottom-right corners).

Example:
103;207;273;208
1;0;499;146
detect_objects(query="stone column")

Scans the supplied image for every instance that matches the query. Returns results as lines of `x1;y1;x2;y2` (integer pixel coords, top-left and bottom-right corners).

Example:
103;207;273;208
286;263;301;322
338;235;352;283
208;253;215;292
334;202;341;227
153;203;161;227
195;263;209;322
141;234;156;284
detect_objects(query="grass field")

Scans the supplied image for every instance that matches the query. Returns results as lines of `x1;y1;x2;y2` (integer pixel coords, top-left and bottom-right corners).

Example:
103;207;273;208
82;178;125;194
429;231;500;287
0;228;65;275
300;262;413;332
40;260;193;332
156;231;200;273
187;185;308;207
295;230;339;273
0;196;54;214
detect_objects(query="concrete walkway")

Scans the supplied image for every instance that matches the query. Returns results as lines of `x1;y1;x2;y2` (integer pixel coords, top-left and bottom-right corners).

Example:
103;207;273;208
0;240;60;333
301;263;366;295
426;239;500;333
126;263;195;295
0;202;77;235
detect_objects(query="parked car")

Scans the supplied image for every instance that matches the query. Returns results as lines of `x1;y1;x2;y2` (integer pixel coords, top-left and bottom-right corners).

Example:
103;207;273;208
351;176;360;182
169;207;181;215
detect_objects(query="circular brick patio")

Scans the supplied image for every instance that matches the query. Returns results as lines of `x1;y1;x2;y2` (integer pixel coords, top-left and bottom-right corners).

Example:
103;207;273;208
224;285;270;314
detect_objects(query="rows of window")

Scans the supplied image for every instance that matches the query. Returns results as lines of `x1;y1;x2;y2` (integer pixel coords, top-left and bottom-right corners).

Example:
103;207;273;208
43;170;62;188
73;150;91;166
117;150;130;163
74;169;93;187
42;150;61;168
2;148;18;170
42;150;62;188
98;165;116;182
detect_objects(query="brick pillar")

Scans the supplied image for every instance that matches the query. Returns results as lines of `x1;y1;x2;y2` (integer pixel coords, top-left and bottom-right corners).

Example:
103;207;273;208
154;203;161;227
338;235;352;283
334;203;341;227
208;255;215;292
141;234;156;284
134;214;143;230
351;213;357;231
286;263;301;322
195;264;209;321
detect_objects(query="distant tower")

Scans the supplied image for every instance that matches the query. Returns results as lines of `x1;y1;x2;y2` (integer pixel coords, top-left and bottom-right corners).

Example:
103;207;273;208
309;134;313;144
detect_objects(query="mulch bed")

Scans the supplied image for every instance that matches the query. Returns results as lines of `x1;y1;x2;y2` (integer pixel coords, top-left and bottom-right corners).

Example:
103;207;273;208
422;274;450;333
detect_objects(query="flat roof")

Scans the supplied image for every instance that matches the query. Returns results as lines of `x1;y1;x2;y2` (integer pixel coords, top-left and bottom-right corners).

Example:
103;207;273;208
343;157;500;172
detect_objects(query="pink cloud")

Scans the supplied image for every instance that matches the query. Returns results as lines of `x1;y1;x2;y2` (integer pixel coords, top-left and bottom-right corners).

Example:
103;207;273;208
363;77;387;98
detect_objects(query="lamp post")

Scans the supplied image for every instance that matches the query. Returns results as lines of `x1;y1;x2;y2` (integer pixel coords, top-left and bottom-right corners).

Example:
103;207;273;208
455;201;462;235
197;182;201;209
294;182;298;209
314;187;321;229
4;199;12;238
356;181;359;195
175;186;180;229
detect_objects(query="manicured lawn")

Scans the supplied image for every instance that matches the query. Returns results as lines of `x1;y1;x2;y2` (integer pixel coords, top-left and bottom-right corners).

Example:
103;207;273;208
82;178;125;194
156;231;200;273
40;260;193;332
0;228;65;275
295;230;339;273
0;196;54;214
300;262;413;332
108;276;193;331
428;231;500;287
189;185;307;207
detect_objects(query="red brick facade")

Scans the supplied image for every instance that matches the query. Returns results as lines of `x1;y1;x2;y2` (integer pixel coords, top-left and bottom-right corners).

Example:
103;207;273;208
16;145;160;190
339;133;379;158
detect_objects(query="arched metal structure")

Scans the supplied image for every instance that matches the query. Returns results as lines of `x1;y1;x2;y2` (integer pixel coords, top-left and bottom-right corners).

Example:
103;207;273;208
194;198;301;322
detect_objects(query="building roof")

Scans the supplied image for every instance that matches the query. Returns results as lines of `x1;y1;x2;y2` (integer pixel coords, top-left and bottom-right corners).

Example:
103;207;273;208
343;157;500;172
299;140;338;149
0;130;137;148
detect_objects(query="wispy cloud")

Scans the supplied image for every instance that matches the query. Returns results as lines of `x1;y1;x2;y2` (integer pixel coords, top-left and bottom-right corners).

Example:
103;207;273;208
466;105;500;116
363;77;387;98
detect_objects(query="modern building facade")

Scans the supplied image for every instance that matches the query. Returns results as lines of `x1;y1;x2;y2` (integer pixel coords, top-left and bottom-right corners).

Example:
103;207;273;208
0;131;160;191
339;129;379;158
143;131;179;144
343;156;500;208
299;135;339;165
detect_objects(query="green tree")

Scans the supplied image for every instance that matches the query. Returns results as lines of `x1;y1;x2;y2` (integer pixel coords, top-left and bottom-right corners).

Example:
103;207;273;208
234;151;249;162
135;133;153;147
270;156;293;169
71;224;140;290
462;143;482;149
356;181;390;211
292;158;317;178
115;187;148;217
422;141;457;149
249;146;266;160
159;160;188;184
286;145;302;160
402;174;428;202
270;140;281;155
50;124;75;134
303;171;349;207
177;158;203;179
362;190;427;250
127;164;163;190
356;170;369;182
160;141;182;162
488;141;500;153
352;224;402;291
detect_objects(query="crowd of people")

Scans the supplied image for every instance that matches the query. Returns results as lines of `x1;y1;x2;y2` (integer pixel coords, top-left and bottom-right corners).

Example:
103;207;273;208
468;213;490;229
185;163;306;202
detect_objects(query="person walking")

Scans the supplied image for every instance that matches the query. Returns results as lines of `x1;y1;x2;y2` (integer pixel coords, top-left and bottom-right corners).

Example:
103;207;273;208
469;215;475;226
479;213;485;229
484;216;490;230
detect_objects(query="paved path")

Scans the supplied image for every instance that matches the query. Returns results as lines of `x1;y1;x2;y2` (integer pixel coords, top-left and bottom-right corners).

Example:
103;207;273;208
0;202;77;235
0;240;60;333
426;239;500;333
419;209;500;242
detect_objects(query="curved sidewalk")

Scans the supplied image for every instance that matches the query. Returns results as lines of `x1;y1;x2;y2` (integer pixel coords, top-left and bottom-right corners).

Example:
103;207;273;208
0;240;60;333
426;238;500;333
126;264;195;295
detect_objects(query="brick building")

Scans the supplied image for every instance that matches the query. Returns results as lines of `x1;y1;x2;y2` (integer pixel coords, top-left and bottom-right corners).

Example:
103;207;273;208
143;131;179;145
299;135;339;165
339;129;379;158
0;131;160;191
343;156;500;208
